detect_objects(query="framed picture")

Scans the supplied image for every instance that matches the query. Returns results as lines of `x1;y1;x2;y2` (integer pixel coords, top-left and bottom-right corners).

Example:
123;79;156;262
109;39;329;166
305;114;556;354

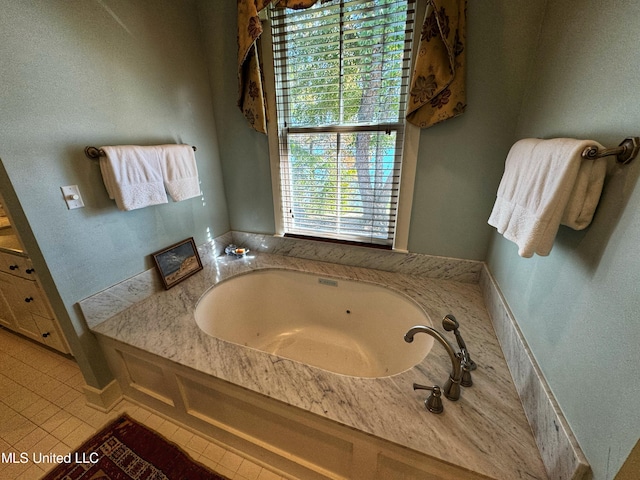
152;237;203;289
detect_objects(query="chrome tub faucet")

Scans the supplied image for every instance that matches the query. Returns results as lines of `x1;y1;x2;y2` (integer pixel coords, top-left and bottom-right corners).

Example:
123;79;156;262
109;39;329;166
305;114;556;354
405;314;477;409
404;324;463;401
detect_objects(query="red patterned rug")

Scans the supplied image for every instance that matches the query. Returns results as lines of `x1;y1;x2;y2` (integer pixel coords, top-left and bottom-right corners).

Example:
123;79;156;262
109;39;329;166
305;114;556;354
43;414;229;480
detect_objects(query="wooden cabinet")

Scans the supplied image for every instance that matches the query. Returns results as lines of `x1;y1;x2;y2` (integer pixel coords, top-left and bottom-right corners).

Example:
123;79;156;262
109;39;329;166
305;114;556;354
0;251;70;354
0;273;18;329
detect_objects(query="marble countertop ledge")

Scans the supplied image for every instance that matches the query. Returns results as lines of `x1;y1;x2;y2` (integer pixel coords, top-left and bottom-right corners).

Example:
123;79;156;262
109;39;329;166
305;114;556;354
232;231;484;284
79;244;548;480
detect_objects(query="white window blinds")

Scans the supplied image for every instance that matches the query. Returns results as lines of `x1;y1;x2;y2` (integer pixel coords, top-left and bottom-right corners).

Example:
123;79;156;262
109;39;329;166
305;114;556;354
271;0;415;246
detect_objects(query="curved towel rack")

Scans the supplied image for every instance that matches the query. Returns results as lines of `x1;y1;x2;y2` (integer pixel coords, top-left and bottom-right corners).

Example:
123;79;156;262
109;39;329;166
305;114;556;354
84;145;197;159
581;137;639;164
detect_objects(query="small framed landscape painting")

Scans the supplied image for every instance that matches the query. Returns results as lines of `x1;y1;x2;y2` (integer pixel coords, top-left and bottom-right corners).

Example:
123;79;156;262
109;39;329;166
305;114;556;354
152;237;203;289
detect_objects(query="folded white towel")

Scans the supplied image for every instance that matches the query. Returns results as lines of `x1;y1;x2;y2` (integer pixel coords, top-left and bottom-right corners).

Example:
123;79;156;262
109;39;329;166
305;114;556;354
99;146;168;211
157;144;201;201
488;138;607;258
561;153;607;229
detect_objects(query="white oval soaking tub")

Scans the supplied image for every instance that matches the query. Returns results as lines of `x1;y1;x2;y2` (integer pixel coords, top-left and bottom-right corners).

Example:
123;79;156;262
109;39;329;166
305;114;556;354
195;269;433;377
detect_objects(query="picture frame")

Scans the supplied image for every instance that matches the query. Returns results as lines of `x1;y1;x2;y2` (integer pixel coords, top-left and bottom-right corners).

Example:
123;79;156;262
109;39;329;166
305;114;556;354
152;237;203;289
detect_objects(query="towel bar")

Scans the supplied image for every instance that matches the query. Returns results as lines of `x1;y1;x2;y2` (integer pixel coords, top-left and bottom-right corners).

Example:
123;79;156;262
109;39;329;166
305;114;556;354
581;137;639;164
84;145;197;159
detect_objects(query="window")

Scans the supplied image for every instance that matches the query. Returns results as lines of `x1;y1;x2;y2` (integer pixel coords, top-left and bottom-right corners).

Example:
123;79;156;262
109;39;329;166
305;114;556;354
268;0;417;247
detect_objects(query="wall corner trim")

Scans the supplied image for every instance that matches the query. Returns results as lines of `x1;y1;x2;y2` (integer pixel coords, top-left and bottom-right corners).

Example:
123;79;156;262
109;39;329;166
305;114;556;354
83;379;123;413
479;265;592;480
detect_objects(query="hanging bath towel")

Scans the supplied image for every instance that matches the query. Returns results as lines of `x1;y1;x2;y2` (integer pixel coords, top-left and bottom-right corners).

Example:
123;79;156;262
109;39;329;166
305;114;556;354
488;138;607;258
157;144;201;202
99;146;168;211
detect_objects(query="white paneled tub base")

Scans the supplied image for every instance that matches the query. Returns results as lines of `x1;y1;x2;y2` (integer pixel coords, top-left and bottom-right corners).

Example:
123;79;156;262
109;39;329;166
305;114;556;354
97;335;491;480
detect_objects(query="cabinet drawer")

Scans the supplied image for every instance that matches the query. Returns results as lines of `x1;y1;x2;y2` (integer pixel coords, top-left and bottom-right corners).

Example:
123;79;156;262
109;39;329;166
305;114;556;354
33;314;70;354
19;281;51;318
0;252;36;279
0;269;70;355
17;315;42;342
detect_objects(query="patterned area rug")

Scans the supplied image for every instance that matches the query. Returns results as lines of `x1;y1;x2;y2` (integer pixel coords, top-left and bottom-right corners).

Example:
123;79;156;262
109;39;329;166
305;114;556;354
43;414;229;480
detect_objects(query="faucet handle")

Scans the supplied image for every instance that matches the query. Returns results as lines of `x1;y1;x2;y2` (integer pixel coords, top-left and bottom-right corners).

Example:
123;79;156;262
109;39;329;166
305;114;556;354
442;314;477;371
461;357;473;387
413;383;444;414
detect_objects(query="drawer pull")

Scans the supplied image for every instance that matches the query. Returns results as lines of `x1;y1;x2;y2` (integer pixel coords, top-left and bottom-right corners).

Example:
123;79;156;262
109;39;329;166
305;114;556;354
26;268;35;274
9;265;19;270
42;332;50;338
24;297;33;303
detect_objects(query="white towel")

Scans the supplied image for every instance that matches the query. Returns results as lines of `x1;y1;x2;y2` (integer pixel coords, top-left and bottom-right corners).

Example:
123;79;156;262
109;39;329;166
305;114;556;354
99;146;168;211
157;144;201;201
561;153;607;229
488;138;607;258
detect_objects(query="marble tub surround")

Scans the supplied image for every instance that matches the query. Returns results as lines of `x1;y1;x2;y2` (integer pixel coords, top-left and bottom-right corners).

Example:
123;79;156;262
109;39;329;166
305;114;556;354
80;231;477;329
79;268;164;328
231;231;484;283
80;233;232;329
80;246;549;479
480;267;591;480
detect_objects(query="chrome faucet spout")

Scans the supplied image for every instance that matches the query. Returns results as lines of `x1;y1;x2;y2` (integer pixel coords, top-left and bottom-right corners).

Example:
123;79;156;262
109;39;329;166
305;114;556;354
404;325;462;401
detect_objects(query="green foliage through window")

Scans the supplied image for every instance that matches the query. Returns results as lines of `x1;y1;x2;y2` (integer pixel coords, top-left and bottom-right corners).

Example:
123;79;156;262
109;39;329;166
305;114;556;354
272;0;415;245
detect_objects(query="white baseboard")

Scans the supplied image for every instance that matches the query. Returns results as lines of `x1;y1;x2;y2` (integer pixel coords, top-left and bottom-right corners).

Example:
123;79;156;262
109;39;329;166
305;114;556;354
83;379;123;413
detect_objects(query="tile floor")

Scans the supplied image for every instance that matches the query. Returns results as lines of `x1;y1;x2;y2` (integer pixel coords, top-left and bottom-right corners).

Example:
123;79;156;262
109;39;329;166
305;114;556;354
0;327;292;480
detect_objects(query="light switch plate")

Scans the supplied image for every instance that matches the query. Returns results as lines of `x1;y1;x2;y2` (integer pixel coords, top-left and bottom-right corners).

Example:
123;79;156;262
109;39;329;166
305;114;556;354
61;185;84;209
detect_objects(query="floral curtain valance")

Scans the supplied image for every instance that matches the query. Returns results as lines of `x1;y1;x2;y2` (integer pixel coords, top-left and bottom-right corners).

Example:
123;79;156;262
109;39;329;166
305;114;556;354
406;0;467;128
237;0;269;134
237;0;320;134
237;0;467;133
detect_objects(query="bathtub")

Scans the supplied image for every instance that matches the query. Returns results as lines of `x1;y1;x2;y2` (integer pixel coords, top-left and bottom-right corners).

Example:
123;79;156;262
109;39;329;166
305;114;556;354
87;249;549;480
194;269;434;378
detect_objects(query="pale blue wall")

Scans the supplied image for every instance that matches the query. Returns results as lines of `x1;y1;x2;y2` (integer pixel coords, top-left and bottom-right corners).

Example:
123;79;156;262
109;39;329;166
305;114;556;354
198;0;276;236
407;1;546;258
0;0;229;387
486;1;640;479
